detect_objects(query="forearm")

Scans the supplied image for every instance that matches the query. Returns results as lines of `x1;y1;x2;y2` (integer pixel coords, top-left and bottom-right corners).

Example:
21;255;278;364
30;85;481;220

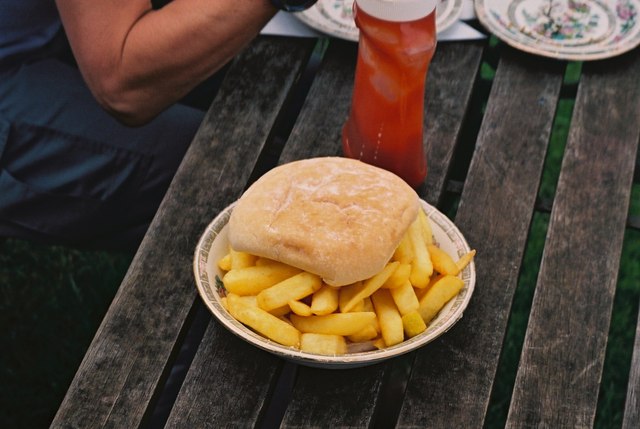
56;0;277;125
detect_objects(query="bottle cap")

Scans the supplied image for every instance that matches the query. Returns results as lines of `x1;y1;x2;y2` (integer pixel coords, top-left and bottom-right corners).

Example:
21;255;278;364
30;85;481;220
355;0;437;22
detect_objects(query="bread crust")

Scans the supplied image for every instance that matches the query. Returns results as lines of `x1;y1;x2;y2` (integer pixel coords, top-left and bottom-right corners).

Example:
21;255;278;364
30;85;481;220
228;157;419;286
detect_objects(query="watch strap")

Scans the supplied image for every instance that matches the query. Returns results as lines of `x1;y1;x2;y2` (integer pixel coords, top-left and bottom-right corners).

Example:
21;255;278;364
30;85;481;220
270;0;318;12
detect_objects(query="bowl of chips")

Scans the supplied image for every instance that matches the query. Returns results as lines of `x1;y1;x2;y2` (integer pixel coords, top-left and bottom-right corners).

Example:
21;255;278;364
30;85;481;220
194;198;475;368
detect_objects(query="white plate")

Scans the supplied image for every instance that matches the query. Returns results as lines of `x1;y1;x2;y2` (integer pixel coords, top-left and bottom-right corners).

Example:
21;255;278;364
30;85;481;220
193;199;476;368
475;0;640;61
294;0;464;42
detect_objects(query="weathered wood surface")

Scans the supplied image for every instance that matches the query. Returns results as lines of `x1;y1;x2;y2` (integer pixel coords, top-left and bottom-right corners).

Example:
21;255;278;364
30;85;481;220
397;48;565;428
506;49;640;429
52;33;640;429
280;39;357;163
278;40;485;429
421;41;485;206
623;302;640;429
165;324;283;428
51;36;316;429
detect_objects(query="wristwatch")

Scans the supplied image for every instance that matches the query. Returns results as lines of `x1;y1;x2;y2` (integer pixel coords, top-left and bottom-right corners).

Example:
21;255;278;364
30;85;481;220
270;0;318;12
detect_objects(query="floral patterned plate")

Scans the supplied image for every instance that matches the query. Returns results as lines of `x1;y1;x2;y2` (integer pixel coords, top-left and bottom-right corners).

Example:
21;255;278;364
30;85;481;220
294;0;464;42
475;0;640;60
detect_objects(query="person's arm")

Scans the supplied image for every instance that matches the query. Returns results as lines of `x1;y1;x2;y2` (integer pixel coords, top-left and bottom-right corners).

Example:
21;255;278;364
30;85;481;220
55;0;277;126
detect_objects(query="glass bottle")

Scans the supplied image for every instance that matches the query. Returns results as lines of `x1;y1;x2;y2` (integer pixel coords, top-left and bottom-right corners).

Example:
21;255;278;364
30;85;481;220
342;0;437;188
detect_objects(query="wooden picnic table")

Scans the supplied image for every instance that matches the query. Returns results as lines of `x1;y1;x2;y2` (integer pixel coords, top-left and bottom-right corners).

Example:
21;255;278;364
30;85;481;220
51;30;640;428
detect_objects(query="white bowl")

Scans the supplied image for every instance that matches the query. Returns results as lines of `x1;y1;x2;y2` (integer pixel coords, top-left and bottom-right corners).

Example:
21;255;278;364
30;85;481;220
193;199;475;368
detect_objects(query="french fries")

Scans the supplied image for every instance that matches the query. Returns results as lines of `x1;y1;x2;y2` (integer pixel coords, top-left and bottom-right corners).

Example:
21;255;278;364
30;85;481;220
339;282;364;313
418;208;433;245
427;244;459;276
301;333;347;355
223;263;301;296
389;281;420;315
339;262;399;313
311;284;339;315
289;299;313;316
257;272;322;311
456;250;476;272
229;249;257;269
408;218;433;288
217;253;232;271
290;312;377;336
372;289;404;347
418;275;464;324
215;208;475;355
382;263;411;289
393;234;414;264
227;294;301;347
402;311;427;338
347;323;379;342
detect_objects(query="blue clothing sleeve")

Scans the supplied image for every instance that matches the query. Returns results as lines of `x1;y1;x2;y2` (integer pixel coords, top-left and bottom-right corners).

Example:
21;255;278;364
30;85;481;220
0;0;61;63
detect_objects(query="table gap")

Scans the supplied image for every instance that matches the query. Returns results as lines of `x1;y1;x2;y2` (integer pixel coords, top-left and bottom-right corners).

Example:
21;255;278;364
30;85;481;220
370;354;416;429
631;181;640;231
536;62;581;206
437;43;499;215
256;361;299;429
632;163;640;229
142;299;212;429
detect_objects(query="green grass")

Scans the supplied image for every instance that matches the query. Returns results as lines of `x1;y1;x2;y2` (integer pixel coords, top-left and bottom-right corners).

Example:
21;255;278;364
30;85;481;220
596;226;640;427
0;241;132;428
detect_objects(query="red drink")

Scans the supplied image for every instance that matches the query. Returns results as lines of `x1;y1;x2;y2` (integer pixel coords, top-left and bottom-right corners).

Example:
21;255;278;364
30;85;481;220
342;0;437;188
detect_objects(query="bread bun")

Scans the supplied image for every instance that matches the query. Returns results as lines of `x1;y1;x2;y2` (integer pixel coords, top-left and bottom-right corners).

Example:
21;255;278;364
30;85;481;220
228;157;419;286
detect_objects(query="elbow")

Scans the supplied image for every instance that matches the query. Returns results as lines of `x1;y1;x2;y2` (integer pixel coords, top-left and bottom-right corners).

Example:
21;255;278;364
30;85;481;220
105;106;155;128
91;75;160;127
107;106;156;128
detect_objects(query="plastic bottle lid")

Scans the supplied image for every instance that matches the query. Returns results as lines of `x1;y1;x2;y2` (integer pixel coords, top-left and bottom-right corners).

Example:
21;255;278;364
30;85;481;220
356;0;437;22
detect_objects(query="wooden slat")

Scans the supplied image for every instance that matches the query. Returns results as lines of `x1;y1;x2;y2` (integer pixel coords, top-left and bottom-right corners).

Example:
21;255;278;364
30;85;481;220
166;324;282;428
278;40;386;428
623;304;640;429
278;41;484;428
278;39;356;163
507;49;640;428
159;36;316;429
158;37;317;428
397;48;565;428
422;41;485;206
51;36;316;429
